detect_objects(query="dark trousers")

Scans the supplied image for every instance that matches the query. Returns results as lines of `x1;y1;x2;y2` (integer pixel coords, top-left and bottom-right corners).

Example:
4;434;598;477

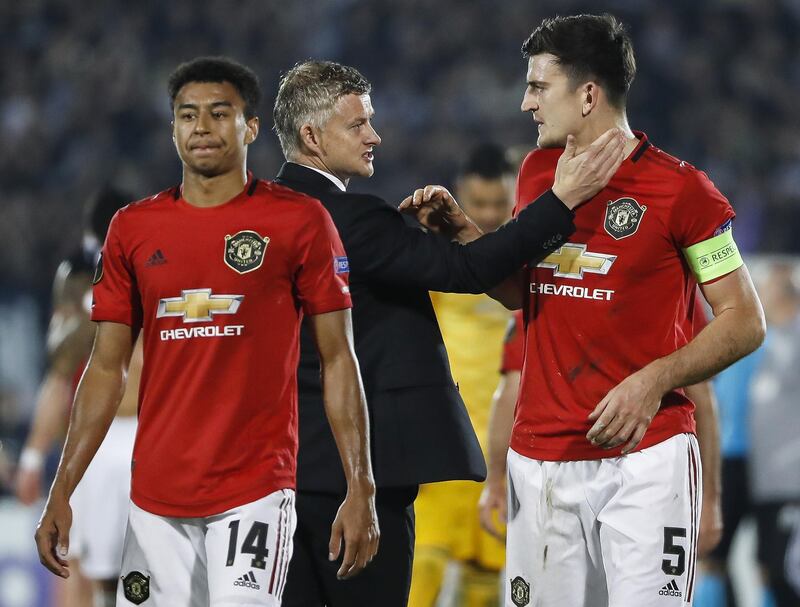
283;486;417;607
755;501;800;607
707;457;753;607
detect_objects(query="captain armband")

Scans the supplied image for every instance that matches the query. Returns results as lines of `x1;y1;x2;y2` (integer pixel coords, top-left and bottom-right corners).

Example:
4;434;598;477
682;229;743;283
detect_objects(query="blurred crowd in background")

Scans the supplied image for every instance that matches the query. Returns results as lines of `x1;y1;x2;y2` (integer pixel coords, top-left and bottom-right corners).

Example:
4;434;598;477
2;0;800;298
0;1;799;606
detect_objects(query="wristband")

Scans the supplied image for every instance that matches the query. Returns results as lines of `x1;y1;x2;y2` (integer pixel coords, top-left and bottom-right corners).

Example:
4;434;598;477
19;448;44;471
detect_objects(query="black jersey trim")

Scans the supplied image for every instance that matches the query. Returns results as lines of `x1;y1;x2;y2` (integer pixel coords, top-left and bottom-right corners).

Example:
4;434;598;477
172;186;180;199
631;140;650;163
247;178;259;196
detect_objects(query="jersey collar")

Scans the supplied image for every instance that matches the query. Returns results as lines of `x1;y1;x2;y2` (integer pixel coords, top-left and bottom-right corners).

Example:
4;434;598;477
171;171;258;209
628;131;650;164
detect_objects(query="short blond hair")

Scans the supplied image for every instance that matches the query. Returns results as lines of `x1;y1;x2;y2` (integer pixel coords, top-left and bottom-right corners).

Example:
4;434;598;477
273;60;371;160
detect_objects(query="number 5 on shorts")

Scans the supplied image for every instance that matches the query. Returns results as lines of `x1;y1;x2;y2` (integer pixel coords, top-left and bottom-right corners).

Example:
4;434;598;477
661;527;686;576
226;520;271;569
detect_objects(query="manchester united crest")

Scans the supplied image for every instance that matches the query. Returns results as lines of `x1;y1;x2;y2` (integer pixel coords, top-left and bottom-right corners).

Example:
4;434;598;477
224;230;269;274
510;576;531;606
604;197;647;240
122;571;150;604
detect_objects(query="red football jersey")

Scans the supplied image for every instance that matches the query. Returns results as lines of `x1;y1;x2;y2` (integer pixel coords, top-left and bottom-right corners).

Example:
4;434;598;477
91;177;351;516
501;310;525;374
512;133;735;461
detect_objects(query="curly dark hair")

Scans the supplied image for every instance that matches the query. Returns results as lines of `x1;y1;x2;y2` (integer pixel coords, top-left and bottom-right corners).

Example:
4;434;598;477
167;56;261;120
522;14;636;109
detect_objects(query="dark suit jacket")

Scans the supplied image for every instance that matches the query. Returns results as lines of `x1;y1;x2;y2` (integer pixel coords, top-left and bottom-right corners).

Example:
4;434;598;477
275;162;575;493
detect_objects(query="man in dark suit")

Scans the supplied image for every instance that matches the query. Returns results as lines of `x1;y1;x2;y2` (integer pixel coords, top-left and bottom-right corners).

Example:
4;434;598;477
272;60;624;607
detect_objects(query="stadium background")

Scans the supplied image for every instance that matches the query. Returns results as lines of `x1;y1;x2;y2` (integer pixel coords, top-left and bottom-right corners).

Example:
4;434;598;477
0;1;797;605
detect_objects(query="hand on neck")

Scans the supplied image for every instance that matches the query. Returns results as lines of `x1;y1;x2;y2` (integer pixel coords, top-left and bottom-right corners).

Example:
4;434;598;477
574;114;638;160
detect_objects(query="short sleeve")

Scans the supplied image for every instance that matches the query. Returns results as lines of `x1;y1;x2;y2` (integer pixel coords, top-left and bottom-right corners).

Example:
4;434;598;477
294;202;352;316
500;310;525;373
90;212;143;328
671;169;736;249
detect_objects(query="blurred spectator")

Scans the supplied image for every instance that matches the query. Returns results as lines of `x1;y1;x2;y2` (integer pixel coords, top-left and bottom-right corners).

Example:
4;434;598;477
0;5;798;606
749;262;800;607
14;186;133;607
786;521;800;599
414;143;515;607
696;332;766;607
1;0;799;302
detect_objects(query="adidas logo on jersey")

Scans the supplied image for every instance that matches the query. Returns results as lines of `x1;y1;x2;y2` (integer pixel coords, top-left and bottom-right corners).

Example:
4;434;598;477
234;571;260;590
145;249;167;266
659;579;682;597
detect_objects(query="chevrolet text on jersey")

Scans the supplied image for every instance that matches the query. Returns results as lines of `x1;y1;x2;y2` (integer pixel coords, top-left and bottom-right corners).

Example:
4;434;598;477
530;282;615;301
160;325;245;341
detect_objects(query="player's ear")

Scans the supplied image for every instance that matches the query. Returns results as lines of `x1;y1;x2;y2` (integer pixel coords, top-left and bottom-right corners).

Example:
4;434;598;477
299;123;323;157
244;117;259;144
581;82;600;117
171;121;176;142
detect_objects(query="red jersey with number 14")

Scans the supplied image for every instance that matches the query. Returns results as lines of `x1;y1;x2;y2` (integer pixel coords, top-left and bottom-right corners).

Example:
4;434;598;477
512;133;735;461
91;177;351;517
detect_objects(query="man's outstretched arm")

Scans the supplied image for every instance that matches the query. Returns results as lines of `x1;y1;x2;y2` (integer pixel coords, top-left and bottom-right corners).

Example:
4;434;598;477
399;128;626;308
309;309;379;581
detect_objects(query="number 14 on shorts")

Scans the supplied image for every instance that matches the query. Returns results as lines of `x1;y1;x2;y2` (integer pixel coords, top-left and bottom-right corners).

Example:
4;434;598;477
227;519;270;569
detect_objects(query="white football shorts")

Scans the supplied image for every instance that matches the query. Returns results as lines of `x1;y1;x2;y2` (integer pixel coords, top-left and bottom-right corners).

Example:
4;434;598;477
116;488;296;607
69;415;137;579
505;433;702;607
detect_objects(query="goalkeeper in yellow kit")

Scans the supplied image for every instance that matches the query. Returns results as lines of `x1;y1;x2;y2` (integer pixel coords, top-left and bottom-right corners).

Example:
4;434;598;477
409;144;516;607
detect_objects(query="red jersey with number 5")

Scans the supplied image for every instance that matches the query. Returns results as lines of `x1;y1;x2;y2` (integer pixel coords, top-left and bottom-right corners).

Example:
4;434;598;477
512;133;735;461
91;177;351;516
